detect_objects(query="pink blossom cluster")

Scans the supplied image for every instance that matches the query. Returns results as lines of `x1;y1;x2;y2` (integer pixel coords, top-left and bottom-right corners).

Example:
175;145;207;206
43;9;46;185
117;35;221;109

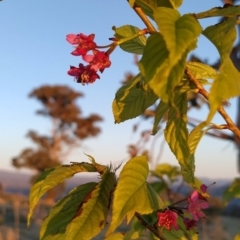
66;33;111;85
157;184;209;232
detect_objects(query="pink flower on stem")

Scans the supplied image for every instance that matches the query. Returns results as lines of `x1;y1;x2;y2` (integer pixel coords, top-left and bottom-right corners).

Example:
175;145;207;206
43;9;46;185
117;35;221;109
66;33;97;56
187;189;209;221
67;64;99;85
83;50;111;72
157;209;179;231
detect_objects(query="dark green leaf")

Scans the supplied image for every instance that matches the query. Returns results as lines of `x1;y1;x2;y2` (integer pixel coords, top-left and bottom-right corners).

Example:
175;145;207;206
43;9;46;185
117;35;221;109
112;74;158;123
40;182;97;239
41;169;116;240
151;100;169;135
28;163;96;226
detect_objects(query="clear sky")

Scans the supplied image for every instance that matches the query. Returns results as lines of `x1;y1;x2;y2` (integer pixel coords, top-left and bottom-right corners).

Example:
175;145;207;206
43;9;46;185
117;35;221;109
0;0;239;180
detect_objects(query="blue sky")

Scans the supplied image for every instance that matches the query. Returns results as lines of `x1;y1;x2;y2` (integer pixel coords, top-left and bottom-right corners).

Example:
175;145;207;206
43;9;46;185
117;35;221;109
0;0;239;179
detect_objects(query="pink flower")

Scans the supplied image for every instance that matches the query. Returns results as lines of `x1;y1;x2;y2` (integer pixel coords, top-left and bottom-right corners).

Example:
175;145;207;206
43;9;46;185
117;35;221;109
187;190;209;221
66;33;97;56
67;64;99;85
157;209;179;231
183;218;197;230
82;50;111;72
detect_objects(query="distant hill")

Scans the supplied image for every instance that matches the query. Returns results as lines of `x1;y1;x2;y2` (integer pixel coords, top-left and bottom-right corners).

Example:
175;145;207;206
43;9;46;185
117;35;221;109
0;169;100;195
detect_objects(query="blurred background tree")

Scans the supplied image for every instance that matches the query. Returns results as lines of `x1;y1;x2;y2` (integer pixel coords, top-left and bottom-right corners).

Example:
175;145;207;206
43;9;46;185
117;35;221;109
12;85;103;201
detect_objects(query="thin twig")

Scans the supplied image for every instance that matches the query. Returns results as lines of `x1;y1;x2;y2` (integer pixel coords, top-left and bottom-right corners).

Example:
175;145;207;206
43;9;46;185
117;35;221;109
134;212;166;240
185;68;240;138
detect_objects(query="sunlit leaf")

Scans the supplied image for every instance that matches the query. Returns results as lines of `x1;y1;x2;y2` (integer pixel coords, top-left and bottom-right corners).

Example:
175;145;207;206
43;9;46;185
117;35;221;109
195;5;240;19
151;100;169;135
106;156;164;235
112;74;158;123
202;18;240;122
207;58;240;122
223;178;240;202
139;11;201;103
154;8;202;66
186;62;217;80
113;25;147;54
188;121;209;154
28;163;97;226
41;169;116;240
164;93;195;184
138;33;185;103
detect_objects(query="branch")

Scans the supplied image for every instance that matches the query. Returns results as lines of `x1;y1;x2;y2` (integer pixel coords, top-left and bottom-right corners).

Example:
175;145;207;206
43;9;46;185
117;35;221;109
132;3;157;33
134;212;166;240
185;68;240;138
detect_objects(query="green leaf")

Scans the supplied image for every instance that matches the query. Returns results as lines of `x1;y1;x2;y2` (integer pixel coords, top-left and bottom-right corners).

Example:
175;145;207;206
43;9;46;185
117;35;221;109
134;0;183;19
113;25;147;54
138;33;186;103
154;9;202;66
195;5;240;19
164;93;195;184
188;121;208;154
186;62;217;80
151;100;169;135
138;33;169;85
41;169;116;240
28;163;96;226
106;156;163;235
223;178;240;202
112;74;158;123
164;93;189;164
207;58;240;122
139;10;201;103
203;18;236;58
202;18;240;122
40;182;98;239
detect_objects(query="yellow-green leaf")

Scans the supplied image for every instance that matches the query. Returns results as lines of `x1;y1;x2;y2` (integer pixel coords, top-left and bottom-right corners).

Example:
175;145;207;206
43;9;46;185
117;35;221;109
203;18;236;58
203;18;240;122
196;5;240;19
207;58;240;122
28;163;96;226
186;62;217;80
106;156;163;235
114;25;147;54
154;8;202;66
